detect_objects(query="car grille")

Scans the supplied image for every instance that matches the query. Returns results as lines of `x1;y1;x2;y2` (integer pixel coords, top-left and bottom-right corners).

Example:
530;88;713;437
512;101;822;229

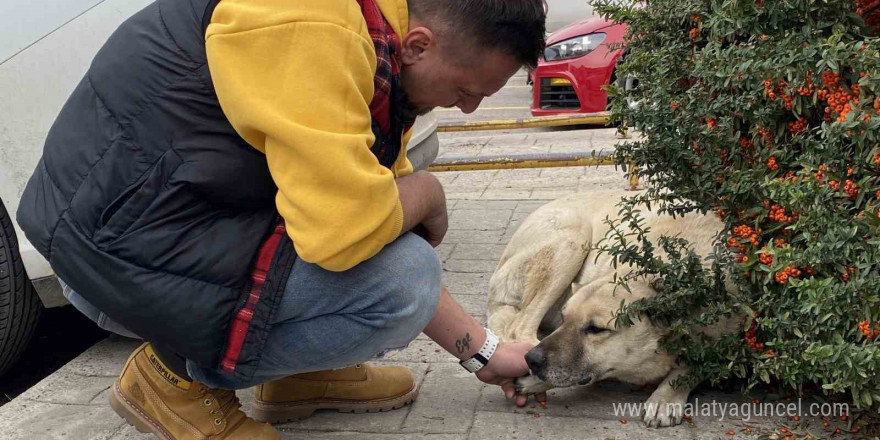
539;78;580;109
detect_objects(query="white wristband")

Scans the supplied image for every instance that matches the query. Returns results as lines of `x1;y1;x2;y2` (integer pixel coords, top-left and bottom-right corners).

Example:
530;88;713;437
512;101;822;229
459;328;499;373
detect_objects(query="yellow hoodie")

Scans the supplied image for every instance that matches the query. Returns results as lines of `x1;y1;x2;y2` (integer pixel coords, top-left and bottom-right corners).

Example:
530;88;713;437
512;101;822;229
206;0;413;272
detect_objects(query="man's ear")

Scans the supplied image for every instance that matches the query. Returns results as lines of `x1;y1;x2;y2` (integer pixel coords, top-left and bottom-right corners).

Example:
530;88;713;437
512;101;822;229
399;26;436;65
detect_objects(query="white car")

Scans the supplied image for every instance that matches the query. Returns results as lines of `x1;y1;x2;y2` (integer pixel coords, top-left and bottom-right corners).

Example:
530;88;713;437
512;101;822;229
0;0;438;376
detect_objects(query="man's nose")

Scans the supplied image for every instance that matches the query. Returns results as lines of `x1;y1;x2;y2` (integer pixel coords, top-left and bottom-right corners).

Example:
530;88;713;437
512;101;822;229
525;346;547;377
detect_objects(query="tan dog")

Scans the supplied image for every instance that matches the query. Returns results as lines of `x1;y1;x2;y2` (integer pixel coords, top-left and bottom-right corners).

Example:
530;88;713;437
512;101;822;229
488;189;736;427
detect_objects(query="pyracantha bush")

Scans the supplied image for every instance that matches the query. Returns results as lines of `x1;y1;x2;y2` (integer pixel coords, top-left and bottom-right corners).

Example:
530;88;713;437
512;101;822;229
595;0;880;410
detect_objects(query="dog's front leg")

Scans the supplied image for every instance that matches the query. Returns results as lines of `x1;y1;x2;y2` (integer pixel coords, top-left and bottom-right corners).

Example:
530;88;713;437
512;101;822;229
642;367;692;428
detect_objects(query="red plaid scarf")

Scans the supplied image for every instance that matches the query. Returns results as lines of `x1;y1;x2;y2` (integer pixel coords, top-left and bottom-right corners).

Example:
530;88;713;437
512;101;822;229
360;0;413;168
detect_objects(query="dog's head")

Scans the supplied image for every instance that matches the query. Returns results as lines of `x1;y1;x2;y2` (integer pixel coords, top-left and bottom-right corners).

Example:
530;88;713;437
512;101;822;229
524;279;676;388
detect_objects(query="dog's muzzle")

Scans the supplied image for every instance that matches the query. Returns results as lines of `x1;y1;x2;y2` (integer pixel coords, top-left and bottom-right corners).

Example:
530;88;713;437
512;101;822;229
525;346;547;380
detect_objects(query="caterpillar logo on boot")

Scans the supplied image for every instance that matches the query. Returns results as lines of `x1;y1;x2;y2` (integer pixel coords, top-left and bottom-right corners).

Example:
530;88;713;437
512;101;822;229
144;345;191;390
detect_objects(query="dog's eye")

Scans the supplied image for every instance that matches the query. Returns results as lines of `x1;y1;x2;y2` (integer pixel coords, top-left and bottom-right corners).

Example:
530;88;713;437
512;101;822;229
583;324;608;335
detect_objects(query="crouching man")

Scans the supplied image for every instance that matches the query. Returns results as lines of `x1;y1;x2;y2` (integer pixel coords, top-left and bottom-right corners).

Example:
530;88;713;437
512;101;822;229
16;0;546;438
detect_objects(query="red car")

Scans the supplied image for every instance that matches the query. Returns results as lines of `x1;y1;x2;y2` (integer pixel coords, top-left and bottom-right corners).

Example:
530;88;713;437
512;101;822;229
531;16;628;116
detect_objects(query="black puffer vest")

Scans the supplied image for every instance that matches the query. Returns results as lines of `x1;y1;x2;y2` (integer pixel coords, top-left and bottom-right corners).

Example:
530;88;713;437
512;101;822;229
17;0;407;381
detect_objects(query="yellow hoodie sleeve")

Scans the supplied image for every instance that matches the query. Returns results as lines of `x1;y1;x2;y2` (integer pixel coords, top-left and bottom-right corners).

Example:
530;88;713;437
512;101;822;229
206;0;404;272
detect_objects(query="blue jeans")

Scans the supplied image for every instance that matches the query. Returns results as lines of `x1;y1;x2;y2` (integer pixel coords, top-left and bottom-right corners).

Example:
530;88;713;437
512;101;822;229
62;232;442;389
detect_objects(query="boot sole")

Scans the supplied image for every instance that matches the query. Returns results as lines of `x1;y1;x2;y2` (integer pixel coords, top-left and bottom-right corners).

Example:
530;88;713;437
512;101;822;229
109;381;176;440
251;383;418;423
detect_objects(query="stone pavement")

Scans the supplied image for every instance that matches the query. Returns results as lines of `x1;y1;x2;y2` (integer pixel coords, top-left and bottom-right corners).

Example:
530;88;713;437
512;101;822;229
0;133;860;439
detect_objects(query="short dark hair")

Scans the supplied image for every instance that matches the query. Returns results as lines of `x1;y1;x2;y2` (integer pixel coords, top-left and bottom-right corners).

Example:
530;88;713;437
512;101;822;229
408;0;546;68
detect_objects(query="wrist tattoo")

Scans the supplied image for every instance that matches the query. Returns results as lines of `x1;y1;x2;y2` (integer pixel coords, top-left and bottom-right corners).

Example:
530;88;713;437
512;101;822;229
455;333;472;354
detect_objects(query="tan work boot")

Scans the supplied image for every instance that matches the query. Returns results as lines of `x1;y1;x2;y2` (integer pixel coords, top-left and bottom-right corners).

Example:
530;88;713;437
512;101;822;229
252;364;417;423
109;342;279;440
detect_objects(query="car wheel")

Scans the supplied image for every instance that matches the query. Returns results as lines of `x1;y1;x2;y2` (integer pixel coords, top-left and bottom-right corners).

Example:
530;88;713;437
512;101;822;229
0;197;42;377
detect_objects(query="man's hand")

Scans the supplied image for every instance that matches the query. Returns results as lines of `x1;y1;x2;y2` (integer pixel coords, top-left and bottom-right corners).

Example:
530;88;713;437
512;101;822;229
397;171;447;246
475;342;548;407
412;201;448;247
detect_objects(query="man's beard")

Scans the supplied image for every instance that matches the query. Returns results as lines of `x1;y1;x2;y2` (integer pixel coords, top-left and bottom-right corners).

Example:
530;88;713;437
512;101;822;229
398;77;433;120
402;96;433;121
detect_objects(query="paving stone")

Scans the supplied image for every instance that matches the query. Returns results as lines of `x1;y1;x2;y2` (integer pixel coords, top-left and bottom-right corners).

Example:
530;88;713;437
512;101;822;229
453;200;519;210
60;335;141;377
448;209;512;231
513;201;550;217
489;177;580;190
449;243;508;261
539;167;586;178
236;364;429;434
278;432;465;440
443;259;499;274
530;189;577;200
468;411;696;440
476;380;653;421
495;169;542;179
382;340;461;364
479;189;532;200
401;364;486;433
435;173;459;186
0;399;126;440
443;272;491;295
579;169;630;191
442;229;505;245
446;191;486;200
450;293;489;316
450;170;498;186
436;243;456;262
108;425;152;439
16;368;115;405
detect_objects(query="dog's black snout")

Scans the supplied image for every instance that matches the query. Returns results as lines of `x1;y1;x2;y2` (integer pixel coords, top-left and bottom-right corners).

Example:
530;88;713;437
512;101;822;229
525;347;547;376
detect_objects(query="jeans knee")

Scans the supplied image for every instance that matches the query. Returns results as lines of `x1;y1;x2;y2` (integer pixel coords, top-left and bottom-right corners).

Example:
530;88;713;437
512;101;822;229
381;233;442;330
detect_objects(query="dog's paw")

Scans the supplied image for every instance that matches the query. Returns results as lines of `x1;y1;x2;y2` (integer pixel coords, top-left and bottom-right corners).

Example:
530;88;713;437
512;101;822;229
514;374;553;394
641;389;687;428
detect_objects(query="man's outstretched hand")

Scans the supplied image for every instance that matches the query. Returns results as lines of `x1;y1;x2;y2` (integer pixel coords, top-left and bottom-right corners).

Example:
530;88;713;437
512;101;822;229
475;341;547;407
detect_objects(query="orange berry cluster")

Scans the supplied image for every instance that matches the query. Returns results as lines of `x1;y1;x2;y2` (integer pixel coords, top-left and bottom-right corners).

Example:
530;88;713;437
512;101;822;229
843;179;859;200
859;320;880;339
769;204;796;223
777;171;798;183
745;324;765;351
773;238;789;247
759;250;773;265
670;101;679;111
787;118;808;134
797;72;816;96
822;70;841;88
739;137;754;149
842;267;856;282
733;224;760;245
755;125;773;146
814;163;829;182
706;118;718;129
775;266;802;284
818;71;861;123
873;154;880;165
767;156;779;171
689;28;700;40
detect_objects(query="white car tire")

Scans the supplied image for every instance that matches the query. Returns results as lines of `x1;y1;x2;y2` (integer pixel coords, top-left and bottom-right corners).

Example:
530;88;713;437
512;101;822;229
0;198;42;377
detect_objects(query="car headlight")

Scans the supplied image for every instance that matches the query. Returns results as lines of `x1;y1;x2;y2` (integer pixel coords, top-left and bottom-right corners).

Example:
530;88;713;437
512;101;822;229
543;33;607;62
